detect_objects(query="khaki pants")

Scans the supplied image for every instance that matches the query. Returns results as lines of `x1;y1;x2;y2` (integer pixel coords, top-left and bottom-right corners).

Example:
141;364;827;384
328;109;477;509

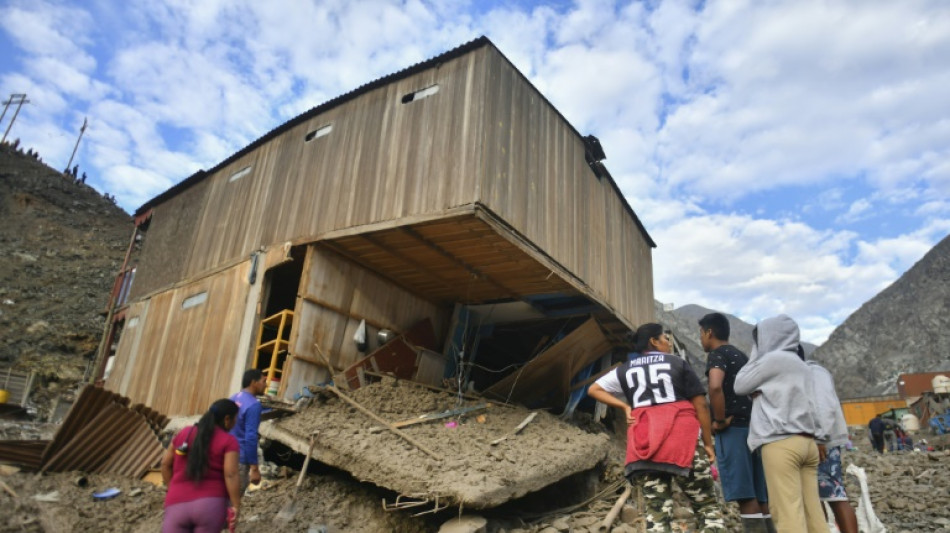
761;435;829;533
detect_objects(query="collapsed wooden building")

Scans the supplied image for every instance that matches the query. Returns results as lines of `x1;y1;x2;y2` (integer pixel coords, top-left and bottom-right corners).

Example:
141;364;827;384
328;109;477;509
97;37;656;419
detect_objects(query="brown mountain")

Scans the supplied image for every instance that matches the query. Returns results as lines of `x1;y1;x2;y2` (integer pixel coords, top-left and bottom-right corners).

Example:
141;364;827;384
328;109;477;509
0;143;130;382
812;233;950;398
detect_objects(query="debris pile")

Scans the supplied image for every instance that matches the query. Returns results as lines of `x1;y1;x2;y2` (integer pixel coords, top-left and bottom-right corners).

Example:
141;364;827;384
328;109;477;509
266;376;612;510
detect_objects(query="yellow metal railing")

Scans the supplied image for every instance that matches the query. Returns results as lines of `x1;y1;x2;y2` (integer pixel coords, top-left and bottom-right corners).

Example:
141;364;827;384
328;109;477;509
253;309;293;394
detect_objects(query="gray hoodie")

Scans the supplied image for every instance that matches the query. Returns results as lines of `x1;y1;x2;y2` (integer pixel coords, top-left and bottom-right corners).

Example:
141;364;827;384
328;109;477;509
808;361;849;448
734;314;823;451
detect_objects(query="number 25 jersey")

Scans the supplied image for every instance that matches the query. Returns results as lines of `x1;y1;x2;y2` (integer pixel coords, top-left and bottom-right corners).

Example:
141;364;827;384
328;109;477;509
595;351;706;408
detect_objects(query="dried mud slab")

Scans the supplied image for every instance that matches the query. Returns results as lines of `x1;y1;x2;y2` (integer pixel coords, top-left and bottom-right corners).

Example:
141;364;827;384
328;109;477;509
265;377;611;509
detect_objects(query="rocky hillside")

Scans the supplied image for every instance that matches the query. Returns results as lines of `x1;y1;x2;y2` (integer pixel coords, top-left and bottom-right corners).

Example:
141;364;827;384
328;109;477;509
812;234;950;399
0;143;131;381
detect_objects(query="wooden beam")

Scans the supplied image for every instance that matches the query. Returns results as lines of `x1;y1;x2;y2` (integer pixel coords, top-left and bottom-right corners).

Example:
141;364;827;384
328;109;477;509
357;233;459;293
299;293;395;333
399;226;520;300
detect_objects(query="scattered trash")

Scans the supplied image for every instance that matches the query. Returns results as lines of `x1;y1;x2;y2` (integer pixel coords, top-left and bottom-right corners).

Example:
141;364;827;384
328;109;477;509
92;487;121;501
74;475;88;487
476;415;487;424
33;490;60;502
307;525;329;533
129;488;143;497
444;421;458;429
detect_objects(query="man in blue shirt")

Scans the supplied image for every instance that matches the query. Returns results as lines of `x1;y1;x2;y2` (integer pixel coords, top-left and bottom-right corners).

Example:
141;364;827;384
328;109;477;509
231;369;267;491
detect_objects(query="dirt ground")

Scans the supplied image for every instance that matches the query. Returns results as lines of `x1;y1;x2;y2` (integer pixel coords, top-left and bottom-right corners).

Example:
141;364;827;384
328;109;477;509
3;425;950;532
4;440;950;532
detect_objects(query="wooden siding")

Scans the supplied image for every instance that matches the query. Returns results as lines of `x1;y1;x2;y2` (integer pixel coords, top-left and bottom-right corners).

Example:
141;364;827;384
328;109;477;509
105;262;251;416
284;245;449;396
477;50;653;328
130;178;210;301
161;48;488;287
130;44;653;330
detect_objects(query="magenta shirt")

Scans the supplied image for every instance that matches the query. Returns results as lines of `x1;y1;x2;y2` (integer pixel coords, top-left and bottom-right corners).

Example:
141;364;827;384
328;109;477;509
164;425;239;507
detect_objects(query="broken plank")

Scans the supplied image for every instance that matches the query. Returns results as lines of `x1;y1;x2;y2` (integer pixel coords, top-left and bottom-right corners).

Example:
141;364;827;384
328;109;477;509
392;404;489;429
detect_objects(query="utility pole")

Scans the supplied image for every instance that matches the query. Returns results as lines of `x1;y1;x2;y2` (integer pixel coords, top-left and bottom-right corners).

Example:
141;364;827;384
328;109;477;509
1;93;30;144
65;117;88;172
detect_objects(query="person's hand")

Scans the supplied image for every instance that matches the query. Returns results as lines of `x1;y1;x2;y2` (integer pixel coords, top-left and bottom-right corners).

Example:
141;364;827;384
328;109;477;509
711;415;733;435
704;443;716;464
624;406;636;426
227;507;238;533
249;465;262;484
817;443;828;463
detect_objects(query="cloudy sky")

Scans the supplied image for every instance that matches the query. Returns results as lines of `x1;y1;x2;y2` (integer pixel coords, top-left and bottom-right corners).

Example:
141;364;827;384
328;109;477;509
2;0;948;344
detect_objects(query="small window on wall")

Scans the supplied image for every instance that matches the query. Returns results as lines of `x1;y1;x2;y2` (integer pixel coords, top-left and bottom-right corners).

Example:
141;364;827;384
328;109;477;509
305;124;333;142
182;292;208;310
228;166;252;183
401;84;439;104
127;317;139;328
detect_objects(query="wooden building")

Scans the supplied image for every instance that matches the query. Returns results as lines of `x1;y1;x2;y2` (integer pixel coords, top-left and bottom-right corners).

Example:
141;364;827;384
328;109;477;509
98;37;656;416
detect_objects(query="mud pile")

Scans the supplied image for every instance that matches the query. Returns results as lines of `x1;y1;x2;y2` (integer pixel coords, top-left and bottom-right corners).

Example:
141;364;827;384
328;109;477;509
268;377;612;509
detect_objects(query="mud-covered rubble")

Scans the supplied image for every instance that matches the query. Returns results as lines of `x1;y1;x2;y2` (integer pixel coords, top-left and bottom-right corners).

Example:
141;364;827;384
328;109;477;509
267;377;612;509
3;420;950;532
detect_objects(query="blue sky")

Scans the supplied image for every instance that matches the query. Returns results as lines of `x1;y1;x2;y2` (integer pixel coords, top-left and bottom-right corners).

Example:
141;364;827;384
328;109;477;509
2;0;949;344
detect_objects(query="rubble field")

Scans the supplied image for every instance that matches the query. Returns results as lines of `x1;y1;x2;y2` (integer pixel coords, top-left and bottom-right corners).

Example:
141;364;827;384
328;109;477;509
2;439;950;532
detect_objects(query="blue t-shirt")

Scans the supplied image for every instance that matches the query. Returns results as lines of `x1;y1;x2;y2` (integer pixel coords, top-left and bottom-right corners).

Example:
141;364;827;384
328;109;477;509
229;390;262;465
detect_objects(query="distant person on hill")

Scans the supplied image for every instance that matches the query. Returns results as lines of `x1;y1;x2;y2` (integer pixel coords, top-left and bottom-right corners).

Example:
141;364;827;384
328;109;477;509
699;312;772;532
162;398;241;533
80;171;87;184
735;315;828;533
801;346;858;533
230;369;267;492
588;322;725;531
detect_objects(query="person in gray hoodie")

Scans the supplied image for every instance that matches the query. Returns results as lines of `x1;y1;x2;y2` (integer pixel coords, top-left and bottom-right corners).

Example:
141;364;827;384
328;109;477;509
734;315;829;533
803;347;858;533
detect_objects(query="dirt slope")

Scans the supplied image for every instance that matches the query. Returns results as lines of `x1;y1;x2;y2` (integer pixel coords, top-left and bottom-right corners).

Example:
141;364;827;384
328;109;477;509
0;143;130;388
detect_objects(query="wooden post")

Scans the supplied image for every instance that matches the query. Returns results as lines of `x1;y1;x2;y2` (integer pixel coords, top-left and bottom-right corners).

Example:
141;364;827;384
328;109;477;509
598;485;631;532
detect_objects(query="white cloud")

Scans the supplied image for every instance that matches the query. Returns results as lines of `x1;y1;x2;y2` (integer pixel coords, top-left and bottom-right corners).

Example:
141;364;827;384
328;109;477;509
835;198;872;224
639;196;945;343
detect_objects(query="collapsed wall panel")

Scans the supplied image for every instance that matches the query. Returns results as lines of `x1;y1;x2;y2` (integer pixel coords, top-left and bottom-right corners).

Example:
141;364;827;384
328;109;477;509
262;378;610;509
284;245;448;396
482;317;612;411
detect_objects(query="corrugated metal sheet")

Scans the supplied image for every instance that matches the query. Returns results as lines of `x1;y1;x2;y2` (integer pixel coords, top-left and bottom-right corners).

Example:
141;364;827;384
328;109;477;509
0;440;47;469
0;385;168;476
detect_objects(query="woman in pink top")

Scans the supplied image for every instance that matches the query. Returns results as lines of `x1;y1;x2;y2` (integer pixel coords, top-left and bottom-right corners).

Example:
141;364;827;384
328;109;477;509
161;398;241;533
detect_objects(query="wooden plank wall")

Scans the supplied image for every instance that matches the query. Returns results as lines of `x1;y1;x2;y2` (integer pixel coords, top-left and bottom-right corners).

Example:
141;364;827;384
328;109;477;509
284;245;449;396
162;48;489;287
105;262;251;416
477;49;654;328
130;178;211;301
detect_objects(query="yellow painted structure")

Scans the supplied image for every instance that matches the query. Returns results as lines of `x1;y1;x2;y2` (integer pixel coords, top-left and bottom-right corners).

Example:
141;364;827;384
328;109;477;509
840;396;907;426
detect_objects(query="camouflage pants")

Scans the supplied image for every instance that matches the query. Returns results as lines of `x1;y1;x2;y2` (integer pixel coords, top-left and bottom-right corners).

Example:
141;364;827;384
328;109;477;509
634;445;725;532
